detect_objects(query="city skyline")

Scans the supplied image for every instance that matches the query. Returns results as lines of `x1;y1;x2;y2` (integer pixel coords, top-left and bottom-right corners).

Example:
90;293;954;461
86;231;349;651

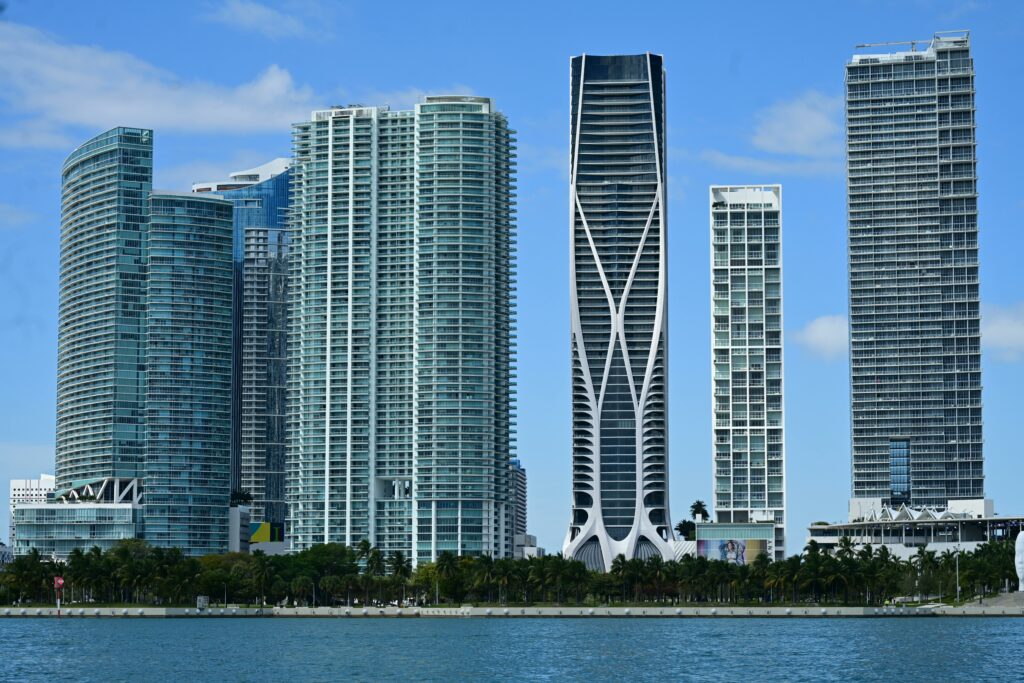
3;2;1024;555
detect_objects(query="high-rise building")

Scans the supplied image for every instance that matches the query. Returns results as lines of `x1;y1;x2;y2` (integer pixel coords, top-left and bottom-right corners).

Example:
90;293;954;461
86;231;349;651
8;474;54;545
144;192;234;554
24;127;235;559
287;97;516;565
195;159;292;526
846;31;982;510
710;185;786;560
58;127;152;489
563;54;674;571
509;458;527;538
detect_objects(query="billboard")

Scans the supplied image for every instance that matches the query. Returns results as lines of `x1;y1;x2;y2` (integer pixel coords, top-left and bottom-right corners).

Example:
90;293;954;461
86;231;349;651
696;539;766;566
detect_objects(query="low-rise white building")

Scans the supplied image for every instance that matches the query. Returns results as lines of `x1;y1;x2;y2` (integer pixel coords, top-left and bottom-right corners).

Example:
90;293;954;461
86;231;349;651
9;474;55;545
807;498;1017;560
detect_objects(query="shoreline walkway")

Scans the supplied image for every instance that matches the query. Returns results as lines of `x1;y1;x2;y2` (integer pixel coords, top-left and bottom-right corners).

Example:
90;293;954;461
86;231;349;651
2;603;1022;618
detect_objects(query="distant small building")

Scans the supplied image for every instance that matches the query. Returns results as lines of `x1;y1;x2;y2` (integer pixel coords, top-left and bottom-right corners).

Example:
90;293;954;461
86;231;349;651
9;474;55;546
807;499;1018;560
229;505;251;554
509;459;527;539
514;534;545;560
249;521;287;556
0;542;13;567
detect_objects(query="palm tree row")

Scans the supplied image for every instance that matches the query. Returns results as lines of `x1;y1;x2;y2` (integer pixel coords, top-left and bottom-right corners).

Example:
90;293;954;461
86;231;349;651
2;537;1016;607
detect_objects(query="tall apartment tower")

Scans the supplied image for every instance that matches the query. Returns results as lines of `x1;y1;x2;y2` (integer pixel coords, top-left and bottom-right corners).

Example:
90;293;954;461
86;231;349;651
287;97;516;565
846;32;982;510
195;159;292;526
710;185;786;559
144;192;234;554
38;127;234;558
58;127;153;489
563;54;674;571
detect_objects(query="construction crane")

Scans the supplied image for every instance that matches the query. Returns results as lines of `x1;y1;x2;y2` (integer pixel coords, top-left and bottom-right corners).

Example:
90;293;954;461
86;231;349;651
855;30;970;52
855;39;932;52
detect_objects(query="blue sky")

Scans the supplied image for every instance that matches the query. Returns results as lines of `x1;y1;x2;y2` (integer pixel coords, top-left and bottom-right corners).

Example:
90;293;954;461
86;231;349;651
2;0;1023;552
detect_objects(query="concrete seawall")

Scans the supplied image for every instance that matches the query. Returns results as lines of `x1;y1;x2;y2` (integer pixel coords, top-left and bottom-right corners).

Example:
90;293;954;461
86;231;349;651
3;604;1018;618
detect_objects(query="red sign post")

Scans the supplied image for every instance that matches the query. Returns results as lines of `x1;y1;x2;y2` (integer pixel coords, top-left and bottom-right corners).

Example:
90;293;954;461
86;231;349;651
54;576;64;617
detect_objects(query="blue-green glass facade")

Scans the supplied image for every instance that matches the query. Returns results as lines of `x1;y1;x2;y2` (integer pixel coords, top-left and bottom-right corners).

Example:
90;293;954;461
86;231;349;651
145;193;234;554
211;170;291;526
58;128;152;488
46;129;235;559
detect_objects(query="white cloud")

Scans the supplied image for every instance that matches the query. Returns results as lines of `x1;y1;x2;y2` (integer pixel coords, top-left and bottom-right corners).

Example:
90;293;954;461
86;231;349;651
793;315;848;360
0;202;36;230
155;150;274;191
702;90;843;177
751;92;842;158
0;22;319;148
203;0;314;40
983;303;1024;362
700;149;841;177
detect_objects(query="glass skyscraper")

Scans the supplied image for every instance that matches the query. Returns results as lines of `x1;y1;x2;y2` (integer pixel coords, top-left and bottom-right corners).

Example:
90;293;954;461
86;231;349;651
563;54;674;571
58;127;152;489
195;160;292;526
846;31;983;509
710;185;786;559
144;192;234;554
287;97;515;564
44;127;235;558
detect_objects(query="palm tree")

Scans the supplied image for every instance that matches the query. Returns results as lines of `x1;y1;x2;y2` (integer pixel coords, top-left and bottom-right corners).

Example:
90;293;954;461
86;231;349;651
356;539;372;563
765;561;786;604
291;575;314;606
564;560;589;604
366;548;385;604
674;520;695;540
647;555;666;602
435;551;458;604
319;575;343;606
625;558;646;603
388;551;412;605
610;554;628;603
689;500;709;522
493;559;513;605
836;536;856;560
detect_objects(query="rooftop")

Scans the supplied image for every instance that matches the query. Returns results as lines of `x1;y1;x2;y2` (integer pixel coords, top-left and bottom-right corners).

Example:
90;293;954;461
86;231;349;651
849;30;970;64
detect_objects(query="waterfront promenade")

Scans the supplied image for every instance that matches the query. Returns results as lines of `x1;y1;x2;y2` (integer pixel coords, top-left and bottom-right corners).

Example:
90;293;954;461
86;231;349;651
2;603;1022;618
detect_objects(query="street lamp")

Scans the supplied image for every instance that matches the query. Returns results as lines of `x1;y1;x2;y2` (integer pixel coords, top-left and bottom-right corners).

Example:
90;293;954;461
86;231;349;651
956;547;961;603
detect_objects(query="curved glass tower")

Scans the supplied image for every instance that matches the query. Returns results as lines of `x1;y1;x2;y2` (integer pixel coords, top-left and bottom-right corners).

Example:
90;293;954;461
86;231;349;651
144;193;233;553
563;54;674;571
58;127;152;489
